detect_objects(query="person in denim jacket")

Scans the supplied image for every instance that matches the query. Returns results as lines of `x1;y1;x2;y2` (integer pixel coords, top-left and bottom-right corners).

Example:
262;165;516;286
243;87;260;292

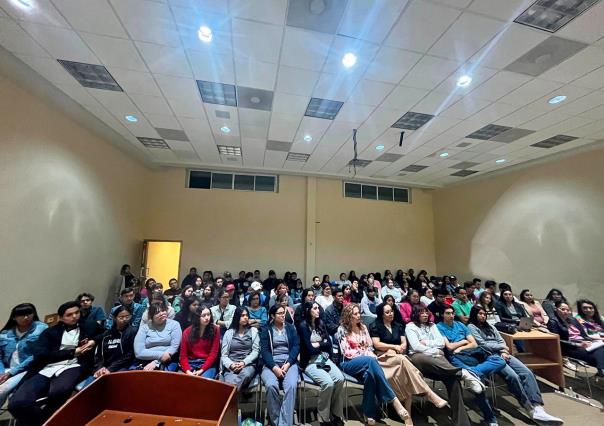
0;303;48;406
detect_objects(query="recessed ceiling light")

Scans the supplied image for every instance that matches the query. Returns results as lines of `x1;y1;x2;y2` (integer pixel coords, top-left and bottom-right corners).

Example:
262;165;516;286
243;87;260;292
198;26;212;43
375;145;385;151
548;95;567;104
303;134;313;142
125;115;138;123
250;96;261;104
457;75;472;87
495;158;506;163
220;126;231;133
12;0;32;8
439;152;449;157
342;52;357;68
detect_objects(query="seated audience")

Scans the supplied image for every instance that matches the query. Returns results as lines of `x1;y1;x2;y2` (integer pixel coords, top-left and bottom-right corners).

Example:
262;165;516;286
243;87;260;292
484;280;499;303
406;306;482;426
107;288;144;329
369;303;447;425
76;293;106;329
211;289;236;334
381;295;404;324
180;305;220;378
0;303;47;407
342;284;352;305
381;277;403;302
337;304;407;425
199;284;216;306
437;306;504;426
419;287;434;307
294;289;325;325
263;270;278;294
246;282;267;307
260;305;300;426
182;267;200;288
276;294;295;325
290;279;304;304
174;296;201;331
473;278;484;298
367;273;381;291
519;289;549;327
468;306;562;423
8;302;97;425
360;286;381;319
350;279;363;304
476;291;501;325
575;299;604;338
324;289;344;336
141;292;175;325
172;285;194;314
548;301;604;377
315;284;334;310
298;302;345;426
133;303;181;371
400;290;433;324
337;273;351;287
427;288;449;324
163;278;181;304
542;288;568;319
247;291;268;329
451;287;473;324
495;289;528;324
269;281;294;308
221;307;260;391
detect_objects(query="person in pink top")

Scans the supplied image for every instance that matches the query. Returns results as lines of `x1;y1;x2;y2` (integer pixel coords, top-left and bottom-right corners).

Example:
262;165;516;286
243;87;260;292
519;290;549;327
399;290;434;324
179;306;220;378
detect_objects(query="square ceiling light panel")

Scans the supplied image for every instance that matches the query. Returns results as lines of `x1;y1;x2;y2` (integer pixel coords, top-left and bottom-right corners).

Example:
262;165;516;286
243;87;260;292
215;110;231;119
286;0;349;34
137;137;170;149
155;128;189;141
531;134;578;148
286;152;311;162
451;169;479;177
197;80;237;106
217;145;242;156
392;112;435;130
376;153;403;162
237;86;274;111
504;36;588;77
490;128;536;143
466;124;513;140
266;140;293;152
58;60;122;91
401;164;429;172
348;159;372;167
451;161;479;169
305;97;344;120
515;0;600;33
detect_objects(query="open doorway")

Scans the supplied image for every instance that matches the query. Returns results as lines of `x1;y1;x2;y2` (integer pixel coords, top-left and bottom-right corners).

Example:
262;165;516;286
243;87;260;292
142;240;182;287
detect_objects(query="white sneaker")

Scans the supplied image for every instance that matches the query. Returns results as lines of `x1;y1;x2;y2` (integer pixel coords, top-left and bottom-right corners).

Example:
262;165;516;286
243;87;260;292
531;405;564;423
460;368;485;394
563;358;577;371
488;423;499;426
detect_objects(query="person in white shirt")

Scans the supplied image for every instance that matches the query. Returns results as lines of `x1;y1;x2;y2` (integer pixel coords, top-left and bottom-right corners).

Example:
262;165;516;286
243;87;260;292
420;287;435;307
315;284;334;310
381;278;403;303
361;287;382;319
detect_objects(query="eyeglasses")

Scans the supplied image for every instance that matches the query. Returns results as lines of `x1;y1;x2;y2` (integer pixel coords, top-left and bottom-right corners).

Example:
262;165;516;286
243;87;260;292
116;315;132;321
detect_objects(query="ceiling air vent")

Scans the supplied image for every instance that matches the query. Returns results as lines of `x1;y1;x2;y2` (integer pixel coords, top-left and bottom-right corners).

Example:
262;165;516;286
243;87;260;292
531;134;578;148
305;97;344;120
515;0;600;32
392;112;434;130
58;60;122;91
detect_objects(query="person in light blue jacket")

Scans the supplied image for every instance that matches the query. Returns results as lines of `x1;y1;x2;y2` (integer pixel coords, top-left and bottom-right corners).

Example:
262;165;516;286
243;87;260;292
0;303;48;406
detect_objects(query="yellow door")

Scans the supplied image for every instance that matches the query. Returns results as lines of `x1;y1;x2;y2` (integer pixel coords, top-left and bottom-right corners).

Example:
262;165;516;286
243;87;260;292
143;240;182;286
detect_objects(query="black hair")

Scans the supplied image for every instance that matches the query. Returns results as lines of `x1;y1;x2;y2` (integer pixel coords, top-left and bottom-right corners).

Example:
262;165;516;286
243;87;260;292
463;281;474;289
277;294;289;304
302;301;323;327
120;287;135;296
499;282;512;292
404;289;420;303
546;288;567;303
189;267;198;272
472;278;482;284
76;292;95;303
519;289;532;303
484;280;497;289
577;299;603;327
58;301;80;317
301;288;315;302
479;291;494;308
1;303;39;332
410;304;433;327
269;269;276;276
180;285;194;297
443;305;455;314
148;302;167;320
376;302;398;324
321;274;330;284
333;287;344;296
268;304;287;323
469;305;495;337
245;272;254;280
433;287;449;297
189;305;215;344
112;305;129;317
120;264;131;274
230;307;251;330
183;296;201;314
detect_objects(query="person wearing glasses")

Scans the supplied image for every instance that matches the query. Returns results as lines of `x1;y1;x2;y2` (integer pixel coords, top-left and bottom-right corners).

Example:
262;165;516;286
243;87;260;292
211;289;237;335
260;305;300;426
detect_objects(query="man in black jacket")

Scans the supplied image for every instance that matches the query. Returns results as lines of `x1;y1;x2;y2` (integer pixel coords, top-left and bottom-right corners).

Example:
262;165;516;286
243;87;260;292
9;301;100;425
325;289;344;335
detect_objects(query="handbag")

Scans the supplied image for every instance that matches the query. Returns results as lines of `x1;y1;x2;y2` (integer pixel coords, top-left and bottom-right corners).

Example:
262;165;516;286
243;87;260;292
494;322;517;334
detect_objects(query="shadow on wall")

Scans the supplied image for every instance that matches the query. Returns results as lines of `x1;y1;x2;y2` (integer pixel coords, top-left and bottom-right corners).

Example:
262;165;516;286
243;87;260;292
469;178;604;305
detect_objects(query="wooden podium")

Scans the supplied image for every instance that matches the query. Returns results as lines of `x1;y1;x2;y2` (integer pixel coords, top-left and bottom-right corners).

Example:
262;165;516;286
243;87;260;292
45;371;238;425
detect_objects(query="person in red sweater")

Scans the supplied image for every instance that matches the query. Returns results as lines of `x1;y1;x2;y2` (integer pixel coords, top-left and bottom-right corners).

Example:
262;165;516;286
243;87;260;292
179;306;220;378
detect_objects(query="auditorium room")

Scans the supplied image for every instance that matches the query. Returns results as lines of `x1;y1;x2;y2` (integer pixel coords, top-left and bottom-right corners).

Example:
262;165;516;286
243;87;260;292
1;0;604;425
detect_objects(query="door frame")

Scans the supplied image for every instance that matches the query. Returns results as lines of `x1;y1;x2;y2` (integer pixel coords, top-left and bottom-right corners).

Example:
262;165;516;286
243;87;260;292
141;239;184;283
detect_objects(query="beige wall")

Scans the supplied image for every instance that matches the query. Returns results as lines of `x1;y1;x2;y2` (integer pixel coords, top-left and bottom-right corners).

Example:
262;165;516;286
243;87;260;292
0;73;147;317
433;146;604;307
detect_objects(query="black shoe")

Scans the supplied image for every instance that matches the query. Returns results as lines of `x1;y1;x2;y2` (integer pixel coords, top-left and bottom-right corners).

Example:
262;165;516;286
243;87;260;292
319;422;332;426
332;417;345;426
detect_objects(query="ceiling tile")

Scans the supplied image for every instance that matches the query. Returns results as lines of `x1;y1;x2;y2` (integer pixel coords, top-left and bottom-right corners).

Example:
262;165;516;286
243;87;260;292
136;42;192;77
312;72;363;102
335;103;375;125
440;96;491;120
263;149;287;168
145;113;182;129
18;55;81;86
285;0;347;34
234;58;277;91
499;78;562;106
130;93;173;115
55;83;98;107
2;0;69;27
107;67;162;96
347;79;395;106
79;33;148;72
571;66;604;90
0;18;49;57
381;85;429;110
268;114;301;142
339;0;408;44
399;55;461;90
468;0;533;21
411;91;462;115
187;50;235;84
321;35;380;75
275;65;320;96
53;0;128;38
279;27;332;71
232;18;283;64
469;71;532;102
110;0;180;46
385;0;461;53
364;46;422;84
556;0;604;44
272;92;310;117
154;75;198;99
237;86;274;111
229;0;287;25
540;46;604;84
20;23;98;63
241;137;266;167
434;65;497;94
172;6;232;53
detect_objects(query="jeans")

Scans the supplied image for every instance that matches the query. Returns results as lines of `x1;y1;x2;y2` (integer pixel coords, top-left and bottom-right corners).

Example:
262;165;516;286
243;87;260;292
341;356;395;419
261;363;298;426
0;371;26;407
188;359;217;379
304;357;345;422
500;356;543;407
448;352;506;379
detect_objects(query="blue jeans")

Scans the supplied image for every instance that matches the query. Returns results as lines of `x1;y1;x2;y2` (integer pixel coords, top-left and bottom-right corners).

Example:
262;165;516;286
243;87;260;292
0;371;26;407
304;357;345;422
448;352;506;379
341;356;395;419
261;363;298;426
500;355;543;407
188;359;217;379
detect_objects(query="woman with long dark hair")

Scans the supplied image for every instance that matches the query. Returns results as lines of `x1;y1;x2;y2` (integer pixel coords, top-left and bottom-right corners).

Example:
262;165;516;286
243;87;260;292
0;303;47;406
542;288;567;319
180;305;220;378
476;291;501;325
350;279;363;304
468;306;562;423
221;307;259;390
495;289;528;324
298;302;344;426
575;299;604;338
200;284;216;306
174;297;201;331
370;303;447;425
519;289;549;327
399;289;433;324
173;285;194;314
337;304;407;425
